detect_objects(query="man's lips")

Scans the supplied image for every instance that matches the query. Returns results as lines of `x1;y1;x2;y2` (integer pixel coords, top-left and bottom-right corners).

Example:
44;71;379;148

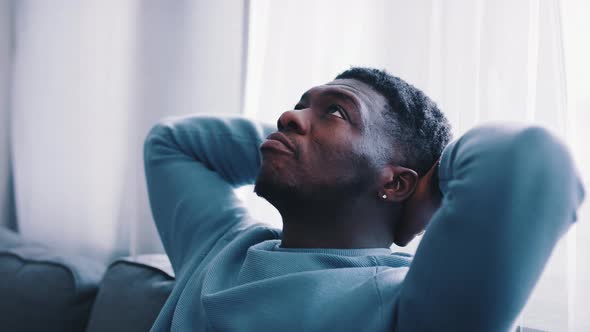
261;132;296;155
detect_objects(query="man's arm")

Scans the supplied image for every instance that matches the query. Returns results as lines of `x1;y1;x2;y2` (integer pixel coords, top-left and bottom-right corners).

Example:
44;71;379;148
144;115;275;274
393;125;585;331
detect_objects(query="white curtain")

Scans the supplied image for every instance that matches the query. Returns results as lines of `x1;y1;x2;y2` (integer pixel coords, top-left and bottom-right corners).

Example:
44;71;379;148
0;0;8;228
241;0;590;331
9;0;247;261
0;0;16;231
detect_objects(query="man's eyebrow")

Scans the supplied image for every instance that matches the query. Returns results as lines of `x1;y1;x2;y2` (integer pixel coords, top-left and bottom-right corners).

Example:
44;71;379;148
321;90;361;108
299;89;359;105
298;88;362;120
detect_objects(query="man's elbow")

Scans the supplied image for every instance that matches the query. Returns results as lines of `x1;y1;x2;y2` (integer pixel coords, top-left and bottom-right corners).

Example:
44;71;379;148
510;126;575;181
143;120;177;166
509;126;584;223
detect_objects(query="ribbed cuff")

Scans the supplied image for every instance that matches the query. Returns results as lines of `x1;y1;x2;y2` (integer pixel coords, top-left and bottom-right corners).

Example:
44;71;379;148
437;139;456;197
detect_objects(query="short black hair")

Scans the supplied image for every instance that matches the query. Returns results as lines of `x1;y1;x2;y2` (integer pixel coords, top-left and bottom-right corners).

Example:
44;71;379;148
335;67;452;176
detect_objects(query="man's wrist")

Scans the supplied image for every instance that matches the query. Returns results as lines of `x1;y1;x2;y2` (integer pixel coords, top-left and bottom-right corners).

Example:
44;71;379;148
431;158;442;198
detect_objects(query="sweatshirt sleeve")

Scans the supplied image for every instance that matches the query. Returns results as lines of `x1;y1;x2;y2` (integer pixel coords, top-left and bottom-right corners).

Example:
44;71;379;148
143;114;275;274
393;125;586;332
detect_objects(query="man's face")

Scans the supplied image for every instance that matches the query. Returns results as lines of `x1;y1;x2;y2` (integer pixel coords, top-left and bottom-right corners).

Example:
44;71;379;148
254;78;391;204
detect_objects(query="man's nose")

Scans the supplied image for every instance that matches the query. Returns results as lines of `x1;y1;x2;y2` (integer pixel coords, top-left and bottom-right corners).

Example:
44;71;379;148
277;109;309;135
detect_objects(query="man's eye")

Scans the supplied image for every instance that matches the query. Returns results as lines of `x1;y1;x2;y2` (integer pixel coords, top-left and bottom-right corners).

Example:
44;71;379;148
327;105;346;119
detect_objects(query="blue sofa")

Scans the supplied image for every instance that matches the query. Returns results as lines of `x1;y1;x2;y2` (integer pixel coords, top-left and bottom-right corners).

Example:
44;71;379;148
0;227;175;332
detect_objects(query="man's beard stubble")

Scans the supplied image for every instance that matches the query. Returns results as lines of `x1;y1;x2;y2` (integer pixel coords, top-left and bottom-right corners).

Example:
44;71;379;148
253;156;377;218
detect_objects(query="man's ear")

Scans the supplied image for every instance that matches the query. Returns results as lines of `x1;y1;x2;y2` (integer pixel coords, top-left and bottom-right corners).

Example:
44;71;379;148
378;165;418;202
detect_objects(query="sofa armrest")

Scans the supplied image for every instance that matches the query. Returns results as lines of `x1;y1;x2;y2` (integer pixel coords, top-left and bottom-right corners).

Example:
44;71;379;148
0;227;105;332
85;254;175;332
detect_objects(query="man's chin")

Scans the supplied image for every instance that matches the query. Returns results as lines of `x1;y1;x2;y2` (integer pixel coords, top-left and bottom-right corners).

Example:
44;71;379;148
253;173;298;206
253;175;283;200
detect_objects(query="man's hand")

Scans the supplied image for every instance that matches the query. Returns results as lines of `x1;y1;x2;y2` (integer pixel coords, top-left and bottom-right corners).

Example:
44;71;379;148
394;160;442;246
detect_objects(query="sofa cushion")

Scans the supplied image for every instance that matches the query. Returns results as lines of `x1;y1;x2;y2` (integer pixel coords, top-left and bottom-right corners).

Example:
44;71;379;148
0;227;105;332
0;226;29;248
85;254;175;332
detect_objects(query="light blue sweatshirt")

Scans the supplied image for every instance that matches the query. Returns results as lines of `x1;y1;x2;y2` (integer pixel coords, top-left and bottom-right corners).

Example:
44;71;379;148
144;115;585;332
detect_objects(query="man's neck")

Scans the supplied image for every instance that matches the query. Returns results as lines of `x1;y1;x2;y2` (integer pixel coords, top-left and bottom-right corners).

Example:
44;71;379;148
278;197;396;249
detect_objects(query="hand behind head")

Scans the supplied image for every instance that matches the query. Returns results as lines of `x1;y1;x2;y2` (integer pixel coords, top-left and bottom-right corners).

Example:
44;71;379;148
394;160;442;246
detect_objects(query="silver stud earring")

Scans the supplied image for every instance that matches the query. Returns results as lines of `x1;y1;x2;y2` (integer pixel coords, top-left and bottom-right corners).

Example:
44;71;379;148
381;194;387;199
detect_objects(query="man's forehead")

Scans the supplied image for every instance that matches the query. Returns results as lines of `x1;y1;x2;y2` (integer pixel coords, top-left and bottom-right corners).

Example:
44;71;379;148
302;79;383;105
308;79;377;98
325;78;373;93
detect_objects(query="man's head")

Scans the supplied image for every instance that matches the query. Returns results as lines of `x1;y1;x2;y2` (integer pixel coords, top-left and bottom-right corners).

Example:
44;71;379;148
254;67;452;247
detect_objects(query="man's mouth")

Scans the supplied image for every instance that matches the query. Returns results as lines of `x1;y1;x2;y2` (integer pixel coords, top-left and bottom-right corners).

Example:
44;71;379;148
260;132;296;156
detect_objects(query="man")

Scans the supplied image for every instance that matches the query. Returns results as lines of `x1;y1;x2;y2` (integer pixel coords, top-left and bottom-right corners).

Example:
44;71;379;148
144;67;585;331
